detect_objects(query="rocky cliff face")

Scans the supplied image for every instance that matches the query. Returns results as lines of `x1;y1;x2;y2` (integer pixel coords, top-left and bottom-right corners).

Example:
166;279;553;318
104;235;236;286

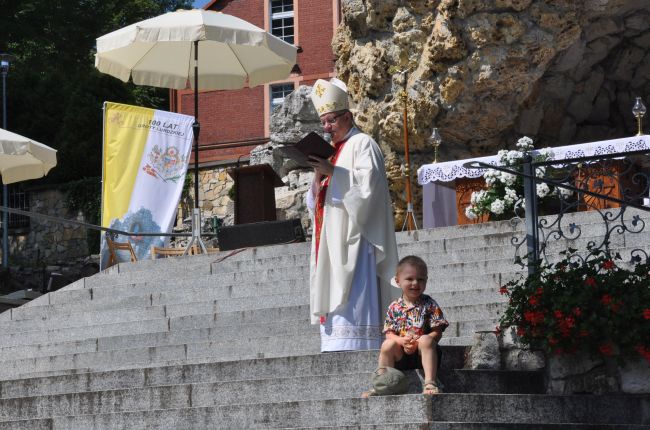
333;0;650;224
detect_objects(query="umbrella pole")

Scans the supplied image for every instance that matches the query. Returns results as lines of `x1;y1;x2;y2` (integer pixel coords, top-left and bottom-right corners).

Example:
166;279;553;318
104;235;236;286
193;40;200;208
2;62;8;269
185;40;207;255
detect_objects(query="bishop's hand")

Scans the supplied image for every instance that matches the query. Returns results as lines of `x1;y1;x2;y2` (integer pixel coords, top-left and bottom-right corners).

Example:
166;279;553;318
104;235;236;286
307;155;334;177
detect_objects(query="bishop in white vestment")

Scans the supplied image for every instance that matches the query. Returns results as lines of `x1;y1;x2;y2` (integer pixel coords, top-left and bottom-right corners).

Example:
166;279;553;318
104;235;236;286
307;78;399;352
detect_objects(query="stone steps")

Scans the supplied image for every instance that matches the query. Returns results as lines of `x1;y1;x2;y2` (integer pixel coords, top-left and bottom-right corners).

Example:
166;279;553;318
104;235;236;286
0;313;498;363
99;228;643;282
0;317;170;348
0;370;547;421
80;233;646;292
0;348;466;399
0;305;492;380
0;320;318;361
93;210;650;279
0;332;326;380
0;210;647;428
18;272;511;322
0;292;308;330
291;424;649;429
0;393;645;429
17;277;309;314
15;280;503;322
0;306;167;333
0;295;500;360
106;208;648;275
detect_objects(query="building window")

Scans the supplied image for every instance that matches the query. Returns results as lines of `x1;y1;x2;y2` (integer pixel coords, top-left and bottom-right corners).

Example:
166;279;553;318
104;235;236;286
270;83;295;111
270;0;294;44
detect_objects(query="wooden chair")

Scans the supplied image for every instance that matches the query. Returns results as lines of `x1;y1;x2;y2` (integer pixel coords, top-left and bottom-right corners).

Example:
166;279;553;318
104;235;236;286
150;244;220;259
106;237;137;268
150;245;196;259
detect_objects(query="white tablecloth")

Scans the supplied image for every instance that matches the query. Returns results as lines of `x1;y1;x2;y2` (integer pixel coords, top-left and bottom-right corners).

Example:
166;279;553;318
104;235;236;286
417;135;650;228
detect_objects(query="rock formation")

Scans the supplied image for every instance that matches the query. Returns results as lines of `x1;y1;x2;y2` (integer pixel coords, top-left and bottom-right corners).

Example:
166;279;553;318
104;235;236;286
334;0;650;225
250;87;322;234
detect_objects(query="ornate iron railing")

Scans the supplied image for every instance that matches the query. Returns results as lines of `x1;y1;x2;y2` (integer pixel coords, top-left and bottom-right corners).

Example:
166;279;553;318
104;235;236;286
467;148;650;275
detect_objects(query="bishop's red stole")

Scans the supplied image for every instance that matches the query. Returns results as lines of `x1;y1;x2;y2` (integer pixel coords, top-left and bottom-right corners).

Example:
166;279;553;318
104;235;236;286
314;138;348;265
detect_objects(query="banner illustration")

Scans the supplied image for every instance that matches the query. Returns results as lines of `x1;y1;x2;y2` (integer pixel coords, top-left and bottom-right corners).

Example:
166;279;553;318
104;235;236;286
100;102;194;269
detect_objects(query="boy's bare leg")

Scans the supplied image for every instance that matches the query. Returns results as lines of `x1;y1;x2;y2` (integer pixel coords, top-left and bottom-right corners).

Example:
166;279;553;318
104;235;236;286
418;335;438;387
378;338;404;369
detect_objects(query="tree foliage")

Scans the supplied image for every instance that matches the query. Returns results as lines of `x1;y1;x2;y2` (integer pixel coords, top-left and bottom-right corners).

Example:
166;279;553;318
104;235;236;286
0;0;192;183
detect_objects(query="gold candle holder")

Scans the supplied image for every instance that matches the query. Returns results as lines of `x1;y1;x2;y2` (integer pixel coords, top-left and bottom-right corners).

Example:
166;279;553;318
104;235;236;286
632;97;646;136
428;128;442;163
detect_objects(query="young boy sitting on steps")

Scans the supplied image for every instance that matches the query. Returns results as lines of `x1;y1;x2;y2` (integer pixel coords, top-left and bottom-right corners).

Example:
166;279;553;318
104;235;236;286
363;255;449;397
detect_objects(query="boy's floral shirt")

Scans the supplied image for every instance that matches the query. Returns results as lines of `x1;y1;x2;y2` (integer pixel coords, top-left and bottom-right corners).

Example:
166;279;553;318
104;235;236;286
383;294;449;337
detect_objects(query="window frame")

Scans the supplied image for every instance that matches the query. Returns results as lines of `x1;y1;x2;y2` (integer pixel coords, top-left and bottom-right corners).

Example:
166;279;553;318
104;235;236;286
270;0;295;44
270;82;296;111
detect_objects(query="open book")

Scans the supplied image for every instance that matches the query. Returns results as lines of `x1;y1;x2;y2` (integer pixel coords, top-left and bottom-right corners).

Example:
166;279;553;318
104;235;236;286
276;132;335;168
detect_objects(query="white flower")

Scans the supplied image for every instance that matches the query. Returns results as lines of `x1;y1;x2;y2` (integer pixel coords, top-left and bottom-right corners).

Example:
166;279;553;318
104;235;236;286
537;147;553;159
470;190;486;204
465;205;478;220
516;136;534;151
535;166;546;178
501;172;517;186
497;149;508;160
484;169;498;185
490;199;505;215
503;187;518;204
506;150;523;163
536;183;550;198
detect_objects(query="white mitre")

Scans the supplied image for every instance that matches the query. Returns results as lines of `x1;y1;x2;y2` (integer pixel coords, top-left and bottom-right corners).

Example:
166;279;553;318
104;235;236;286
311;78;349;116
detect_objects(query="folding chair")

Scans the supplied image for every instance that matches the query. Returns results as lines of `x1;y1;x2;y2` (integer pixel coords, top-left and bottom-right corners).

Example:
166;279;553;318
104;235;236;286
106;237;137;268
151;245;197;259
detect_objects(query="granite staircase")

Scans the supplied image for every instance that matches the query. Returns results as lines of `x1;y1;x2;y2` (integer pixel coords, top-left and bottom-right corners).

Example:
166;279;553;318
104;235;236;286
0;210;648;429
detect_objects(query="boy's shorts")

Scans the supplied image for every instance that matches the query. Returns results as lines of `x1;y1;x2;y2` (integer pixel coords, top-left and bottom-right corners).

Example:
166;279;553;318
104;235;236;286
395;344;443;371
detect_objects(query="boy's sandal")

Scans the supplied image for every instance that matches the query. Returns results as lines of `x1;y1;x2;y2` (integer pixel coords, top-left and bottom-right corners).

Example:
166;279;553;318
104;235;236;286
422;380;442;395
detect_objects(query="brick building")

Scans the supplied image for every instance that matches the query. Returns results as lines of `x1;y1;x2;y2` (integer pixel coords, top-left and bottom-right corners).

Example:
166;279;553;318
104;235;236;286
171;0;340;167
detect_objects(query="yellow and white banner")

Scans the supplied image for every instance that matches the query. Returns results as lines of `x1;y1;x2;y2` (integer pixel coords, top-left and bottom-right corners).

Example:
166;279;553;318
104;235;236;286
100;102;194;269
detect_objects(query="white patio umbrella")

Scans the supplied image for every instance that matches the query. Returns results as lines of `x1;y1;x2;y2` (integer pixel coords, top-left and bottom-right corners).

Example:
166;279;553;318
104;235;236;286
94;9;297;209
0;127;57;268
0;127;57;184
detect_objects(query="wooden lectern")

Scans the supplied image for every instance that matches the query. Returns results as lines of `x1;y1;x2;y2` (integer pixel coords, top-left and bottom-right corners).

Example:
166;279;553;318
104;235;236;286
227;164;284;225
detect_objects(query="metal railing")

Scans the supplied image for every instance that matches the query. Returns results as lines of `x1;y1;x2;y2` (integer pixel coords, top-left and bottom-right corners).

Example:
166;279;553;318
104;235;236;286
466;148;650;275
0;206;194;238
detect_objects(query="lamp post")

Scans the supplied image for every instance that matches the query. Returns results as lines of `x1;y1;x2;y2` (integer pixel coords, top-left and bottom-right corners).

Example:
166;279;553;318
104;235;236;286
1;53;12;269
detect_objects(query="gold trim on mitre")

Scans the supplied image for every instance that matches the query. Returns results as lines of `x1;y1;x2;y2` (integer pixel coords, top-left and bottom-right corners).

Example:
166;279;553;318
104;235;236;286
311;78;349;116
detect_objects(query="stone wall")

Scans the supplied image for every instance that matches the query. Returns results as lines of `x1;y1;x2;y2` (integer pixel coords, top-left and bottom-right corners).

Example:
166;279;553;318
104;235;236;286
249;85;323;235
6;188;89;266
464;327;649;394
180;168;236;230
